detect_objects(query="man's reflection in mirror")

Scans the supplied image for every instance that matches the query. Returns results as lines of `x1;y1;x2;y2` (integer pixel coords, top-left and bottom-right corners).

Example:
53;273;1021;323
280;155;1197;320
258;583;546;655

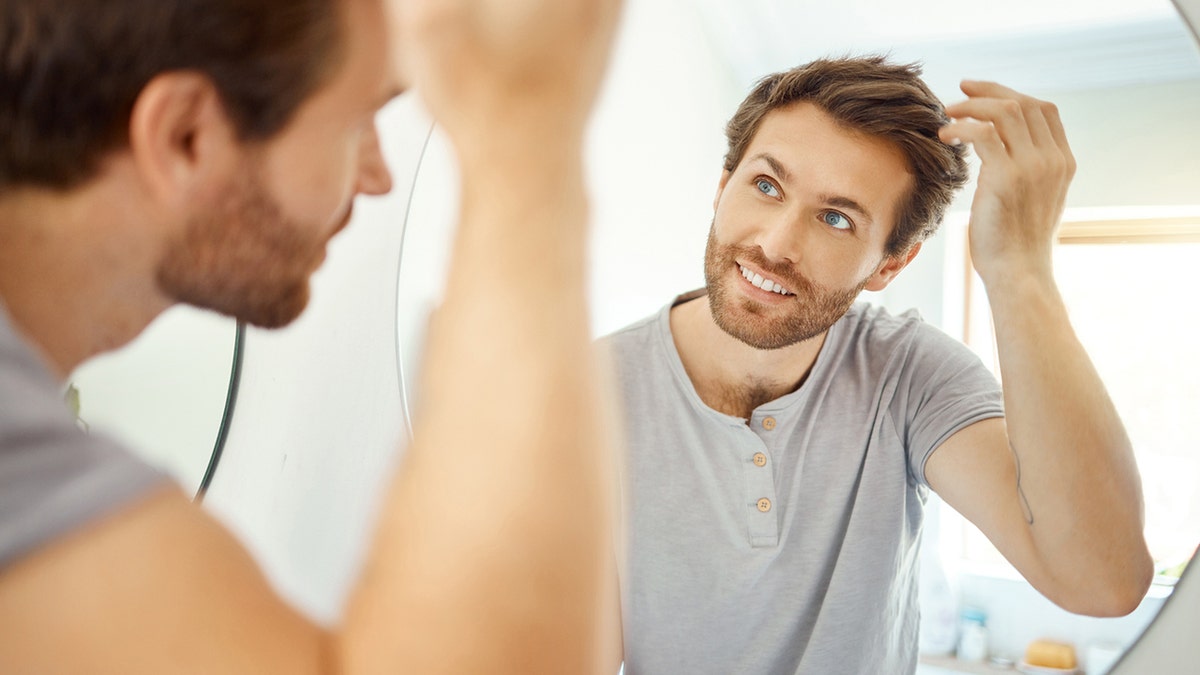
603;56;1152;675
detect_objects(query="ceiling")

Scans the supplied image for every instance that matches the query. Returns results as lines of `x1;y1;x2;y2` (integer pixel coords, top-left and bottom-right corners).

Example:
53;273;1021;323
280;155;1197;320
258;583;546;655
690;0;1200;97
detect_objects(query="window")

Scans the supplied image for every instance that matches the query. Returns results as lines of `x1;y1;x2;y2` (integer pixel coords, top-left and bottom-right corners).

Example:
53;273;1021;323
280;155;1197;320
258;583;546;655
951;209;1200;580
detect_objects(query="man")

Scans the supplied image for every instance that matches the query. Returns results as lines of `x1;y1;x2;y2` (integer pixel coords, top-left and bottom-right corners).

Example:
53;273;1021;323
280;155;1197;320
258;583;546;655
0;0;623;672
606;56;1153;674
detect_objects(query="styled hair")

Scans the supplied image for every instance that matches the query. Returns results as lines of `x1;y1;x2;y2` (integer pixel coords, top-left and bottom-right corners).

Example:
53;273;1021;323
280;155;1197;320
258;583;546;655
723;56;969;255
0;0;340;193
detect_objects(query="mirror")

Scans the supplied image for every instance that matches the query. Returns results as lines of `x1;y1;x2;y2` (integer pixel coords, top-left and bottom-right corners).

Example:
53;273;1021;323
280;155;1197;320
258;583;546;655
66;305;243;498
395;0;1200;672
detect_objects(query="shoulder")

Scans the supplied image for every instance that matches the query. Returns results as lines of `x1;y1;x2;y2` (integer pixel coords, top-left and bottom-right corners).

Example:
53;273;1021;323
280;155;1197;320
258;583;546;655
843;302;969;348
598;310;660;347
830;303;984;381
0;310;166;569
600;290;706;352
596;305;669;370
596;310;666;396
834;303;928;360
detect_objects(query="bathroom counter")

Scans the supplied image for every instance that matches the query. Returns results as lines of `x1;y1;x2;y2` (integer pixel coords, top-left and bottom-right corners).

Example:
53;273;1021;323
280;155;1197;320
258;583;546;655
918;654;1016;674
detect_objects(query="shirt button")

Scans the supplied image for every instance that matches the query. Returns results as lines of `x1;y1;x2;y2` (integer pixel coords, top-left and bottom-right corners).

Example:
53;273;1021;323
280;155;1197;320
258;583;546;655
757;498;772;512
762;417;776;431
753;452;767;467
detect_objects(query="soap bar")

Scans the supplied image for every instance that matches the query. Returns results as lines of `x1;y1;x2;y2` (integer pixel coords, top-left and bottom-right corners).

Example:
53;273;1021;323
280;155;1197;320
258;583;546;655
1025;639;1077;669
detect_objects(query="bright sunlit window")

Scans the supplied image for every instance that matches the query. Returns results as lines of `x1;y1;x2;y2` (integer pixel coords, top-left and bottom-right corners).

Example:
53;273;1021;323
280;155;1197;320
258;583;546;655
951;209;1200;582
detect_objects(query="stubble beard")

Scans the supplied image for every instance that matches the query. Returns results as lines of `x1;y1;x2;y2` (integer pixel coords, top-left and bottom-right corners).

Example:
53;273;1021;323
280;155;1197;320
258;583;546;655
157;166;326;329
703;222;870;350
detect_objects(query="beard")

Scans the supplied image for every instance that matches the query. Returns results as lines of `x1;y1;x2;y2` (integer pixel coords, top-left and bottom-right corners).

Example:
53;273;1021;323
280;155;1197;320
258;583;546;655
703;222;870;350
157;164;341;329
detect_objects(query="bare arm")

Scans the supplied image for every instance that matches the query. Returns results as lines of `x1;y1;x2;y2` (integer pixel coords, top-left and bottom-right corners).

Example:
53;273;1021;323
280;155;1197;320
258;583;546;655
337;2;623;671
0;0;623;672
926;81;1152;617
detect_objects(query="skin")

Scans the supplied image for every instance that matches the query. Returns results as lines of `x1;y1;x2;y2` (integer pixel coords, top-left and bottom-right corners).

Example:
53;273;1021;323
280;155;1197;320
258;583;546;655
668;88;1152;622
0;0;623;672
672;101;919;418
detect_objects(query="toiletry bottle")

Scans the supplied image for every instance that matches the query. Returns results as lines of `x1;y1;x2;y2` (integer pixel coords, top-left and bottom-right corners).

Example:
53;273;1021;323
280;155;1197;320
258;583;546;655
957;608;989;663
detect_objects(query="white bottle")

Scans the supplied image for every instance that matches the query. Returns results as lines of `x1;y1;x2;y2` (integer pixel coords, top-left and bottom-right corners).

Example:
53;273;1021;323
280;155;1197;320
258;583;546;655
918;502;959;656
957;609;989;663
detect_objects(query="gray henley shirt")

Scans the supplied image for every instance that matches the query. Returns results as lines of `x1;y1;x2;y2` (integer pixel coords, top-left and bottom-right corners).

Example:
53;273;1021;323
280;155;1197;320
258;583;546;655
603;292;1004;675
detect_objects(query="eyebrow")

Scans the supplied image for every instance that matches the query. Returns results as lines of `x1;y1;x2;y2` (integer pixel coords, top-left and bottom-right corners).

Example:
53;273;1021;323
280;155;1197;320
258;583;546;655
750;152;793;185
820;194;875;227
748;152;876;227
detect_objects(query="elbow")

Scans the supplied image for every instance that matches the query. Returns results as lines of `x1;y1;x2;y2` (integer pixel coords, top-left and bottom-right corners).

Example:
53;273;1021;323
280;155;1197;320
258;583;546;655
1051;551;1155;617
1078;576;1151;618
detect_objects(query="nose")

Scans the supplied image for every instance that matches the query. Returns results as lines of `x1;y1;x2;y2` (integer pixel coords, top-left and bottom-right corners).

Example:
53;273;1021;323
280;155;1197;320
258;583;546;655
356;123;393;196
754;209;803;265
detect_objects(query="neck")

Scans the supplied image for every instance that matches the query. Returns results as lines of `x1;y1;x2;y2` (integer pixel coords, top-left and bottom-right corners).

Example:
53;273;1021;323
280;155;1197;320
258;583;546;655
0;180;172;378
669;293;827;419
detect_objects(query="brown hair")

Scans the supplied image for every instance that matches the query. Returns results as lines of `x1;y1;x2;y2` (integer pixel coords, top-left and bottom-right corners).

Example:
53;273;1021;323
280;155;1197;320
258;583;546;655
724;56;968;256
0;0;341;193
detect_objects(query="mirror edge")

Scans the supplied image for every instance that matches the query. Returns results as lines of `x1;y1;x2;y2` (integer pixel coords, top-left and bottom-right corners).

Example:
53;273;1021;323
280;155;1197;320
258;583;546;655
393;120;438;445
194;320;246;501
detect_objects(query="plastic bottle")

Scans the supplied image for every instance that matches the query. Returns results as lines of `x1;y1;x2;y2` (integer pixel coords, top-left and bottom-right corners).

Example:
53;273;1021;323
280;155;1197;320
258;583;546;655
957;608;989;663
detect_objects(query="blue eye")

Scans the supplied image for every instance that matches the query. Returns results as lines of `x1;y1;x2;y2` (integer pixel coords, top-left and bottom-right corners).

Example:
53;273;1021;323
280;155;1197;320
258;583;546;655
755;178;780;198
822;211;852;231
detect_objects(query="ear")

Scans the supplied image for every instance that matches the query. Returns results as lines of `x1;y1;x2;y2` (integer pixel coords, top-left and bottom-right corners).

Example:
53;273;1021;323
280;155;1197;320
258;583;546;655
713;169;732;212
127;72;241;209
864;241;922;292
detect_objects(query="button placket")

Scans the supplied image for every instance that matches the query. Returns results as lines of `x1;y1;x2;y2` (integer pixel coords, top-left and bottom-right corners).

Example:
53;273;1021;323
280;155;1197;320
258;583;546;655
739;426;779;547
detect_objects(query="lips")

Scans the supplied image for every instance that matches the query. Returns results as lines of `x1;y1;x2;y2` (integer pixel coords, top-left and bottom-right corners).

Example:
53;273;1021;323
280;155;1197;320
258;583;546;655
738;263;793;296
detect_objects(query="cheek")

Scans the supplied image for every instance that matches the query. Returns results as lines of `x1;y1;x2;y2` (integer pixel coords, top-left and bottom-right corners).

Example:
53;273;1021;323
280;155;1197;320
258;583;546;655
263;135;360;225
807;242;878;280
713;194;761;239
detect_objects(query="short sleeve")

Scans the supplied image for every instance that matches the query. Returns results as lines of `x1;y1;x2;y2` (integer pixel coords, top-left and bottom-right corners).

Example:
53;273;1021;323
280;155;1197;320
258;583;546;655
0;314;167;569
889;322;1004;489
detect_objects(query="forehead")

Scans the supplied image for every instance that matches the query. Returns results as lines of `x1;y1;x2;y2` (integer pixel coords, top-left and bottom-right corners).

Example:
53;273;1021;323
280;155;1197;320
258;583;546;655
314;0;396;106
744;102;913;226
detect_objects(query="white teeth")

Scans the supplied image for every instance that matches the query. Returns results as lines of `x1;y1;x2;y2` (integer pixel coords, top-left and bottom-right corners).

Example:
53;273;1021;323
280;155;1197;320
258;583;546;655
738;264;791;296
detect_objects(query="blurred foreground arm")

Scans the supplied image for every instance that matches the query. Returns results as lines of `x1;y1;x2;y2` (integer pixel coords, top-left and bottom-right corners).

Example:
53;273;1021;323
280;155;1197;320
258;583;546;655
340;0;624;673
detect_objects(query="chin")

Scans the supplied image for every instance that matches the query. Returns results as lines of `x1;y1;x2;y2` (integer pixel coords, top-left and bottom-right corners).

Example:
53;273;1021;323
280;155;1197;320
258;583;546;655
241;283;311;329
709;277;856;350
171;276;312;330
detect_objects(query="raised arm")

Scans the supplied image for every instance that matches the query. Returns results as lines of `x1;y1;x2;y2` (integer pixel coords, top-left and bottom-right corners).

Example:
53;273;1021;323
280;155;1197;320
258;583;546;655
339;0;623;671
0;0;623;672
925;81;1153;616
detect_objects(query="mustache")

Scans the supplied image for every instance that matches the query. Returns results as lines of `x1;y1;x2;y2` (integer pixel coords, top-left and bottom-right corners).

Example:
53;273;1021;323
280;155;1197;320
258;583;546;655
726;245;816;293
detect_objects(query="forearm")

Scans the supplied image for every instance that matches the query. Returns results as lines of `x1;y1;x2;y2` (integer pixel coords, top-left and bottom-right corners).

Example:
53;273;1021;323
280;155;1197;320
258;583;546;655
338;145;614;674
985;268;1151;611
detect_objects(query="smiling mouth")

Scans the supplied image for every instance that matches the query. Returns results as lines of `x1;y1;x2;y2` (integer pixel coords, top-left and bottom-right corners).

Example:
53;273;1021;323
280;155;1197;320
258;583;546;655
738;263;793;296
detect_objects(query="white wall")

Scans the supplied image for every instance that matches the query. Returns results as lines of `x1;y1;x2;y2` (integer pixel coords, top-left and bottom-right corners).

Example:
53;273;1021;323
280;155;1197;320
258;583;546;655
68;306;237;491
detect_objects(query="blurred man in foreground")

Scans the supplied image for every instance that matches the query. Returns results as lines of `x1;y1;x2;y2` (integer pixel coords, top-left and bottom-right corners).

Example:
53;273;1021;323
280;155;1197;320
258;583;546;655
0;0;622;672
